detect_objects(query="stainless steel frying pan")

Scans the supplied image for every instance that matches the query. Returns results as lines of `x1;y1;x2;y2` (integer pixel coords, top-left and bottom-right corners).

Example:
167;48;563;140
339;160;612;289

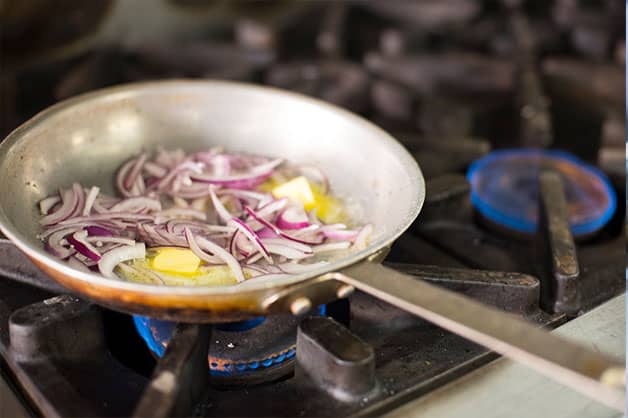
0;80;624;410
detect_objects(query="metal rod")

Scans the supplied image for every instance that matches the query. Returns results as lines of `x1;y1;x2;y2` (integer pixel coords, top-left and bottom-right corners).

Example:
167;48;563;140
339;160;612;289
333;262;625;412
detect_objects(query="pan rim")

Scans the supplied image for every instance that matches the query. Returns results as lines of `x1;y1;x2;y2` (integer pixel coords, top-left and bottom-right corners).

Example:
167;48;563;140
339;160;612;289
0;79;424;296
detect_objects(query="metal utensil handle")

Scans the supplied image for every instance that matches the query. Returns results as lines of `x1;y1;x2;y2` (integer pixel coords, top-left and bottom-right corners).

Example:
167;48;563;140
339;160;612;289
333;261;626;412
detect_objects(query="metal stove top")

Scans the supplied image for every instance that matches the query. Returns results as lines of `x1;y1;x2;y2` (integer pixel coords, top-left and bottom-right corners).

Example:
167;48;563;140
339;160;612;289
0;1;625;417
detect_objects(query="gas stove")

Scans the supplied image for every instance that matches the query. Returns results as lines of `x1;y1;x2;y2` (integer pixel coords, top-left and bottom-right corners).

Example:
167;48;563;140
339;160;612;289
0;1;625;417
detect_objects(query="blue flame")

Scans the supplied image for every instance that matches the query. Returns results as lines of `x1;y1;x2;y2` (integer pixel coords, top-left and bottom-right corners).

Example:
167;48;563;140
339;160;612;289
467;149;616;236
133;304;326;375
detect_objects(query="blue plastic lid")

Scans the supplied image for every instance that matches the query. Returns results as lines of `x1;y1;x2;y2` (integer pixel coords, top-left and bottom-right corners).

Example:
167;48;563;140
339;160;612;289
467;149;616;236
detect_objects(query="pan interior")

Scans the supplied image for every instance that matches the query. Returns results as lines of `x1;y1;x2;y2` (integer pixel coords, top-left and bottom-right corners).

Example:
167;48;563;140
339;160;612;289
0;80;424;294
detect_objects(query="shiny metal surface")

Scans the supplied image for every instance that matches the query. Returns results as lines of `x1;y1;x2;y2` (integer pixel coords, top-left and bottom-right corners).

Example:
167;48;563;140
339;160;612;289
335;263;626;412
382;294;626;418
0;79;424;319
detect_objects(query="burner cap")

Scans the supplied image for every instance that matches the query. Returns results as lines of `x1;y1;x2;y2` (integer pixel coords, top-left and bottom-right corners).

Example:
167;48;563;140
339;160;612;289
467;149;616;236
133;305;326;386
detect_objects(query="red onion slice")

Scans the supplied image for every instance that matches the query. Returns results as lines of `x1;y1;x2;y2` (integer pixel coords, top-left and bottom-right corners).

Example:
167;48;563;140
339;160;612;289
321;229;359;240
39;195;61;215
116;159;138;197
187;230;245;282
59;213;154;225
190;158;282;189
209;186;233;224
86;236;136;246
109;197;162;213
155;208;207;224
230;217;272;263
46;227;81;259
70;183;86;218
67;230;102;261
40;189;78;226
260;238;312;254
98;243;146;279
144;161;167;178
245;206;324;245
260;242;312;260
85;225;114;236
312;241;351;253
276;206;309;230
124;153;148;190
82;186;100;216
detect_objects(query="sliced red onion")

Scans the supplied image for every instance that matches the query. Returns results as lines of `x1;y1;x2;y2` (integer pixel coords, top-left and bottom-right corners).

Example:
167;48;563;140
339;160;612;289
98;243;146;279
188;231;245;282
276;206;309;230
260;242;312;260
190;158;282;189
45;229;77;259
82;186;100;216
109;197;161;213
228;230;240;257
230;217;272;263
166;219;234;235
260;238;312;254
39;195;61;215
322;229;359;240
67;230;102;262
59;213;154;225
85;225;113;236
157;161;204;191
116;158;138;197
133;175;146;195
40;189;78;226
211;154;231;176
245;206;324;245
312;241;351;253
155;208;206;224
39;148;369;285
86;236;136;246
209;186;233;224
70;183;86;218
256;227;278;239
245;252;264;265
144;161;167;178
182;228;224;264
255;197;288;218
124;153;147;190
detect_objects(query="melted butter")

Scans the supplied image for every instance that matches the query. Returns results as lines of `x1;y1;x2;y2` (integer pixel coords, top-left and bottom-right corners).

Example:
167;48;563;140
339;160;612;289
266;176;347;224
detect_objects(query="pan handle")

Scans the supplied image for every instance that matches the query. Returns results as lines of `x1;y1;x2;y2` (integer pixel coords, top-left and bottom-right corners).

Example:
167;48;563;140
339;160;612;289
326;261;626;412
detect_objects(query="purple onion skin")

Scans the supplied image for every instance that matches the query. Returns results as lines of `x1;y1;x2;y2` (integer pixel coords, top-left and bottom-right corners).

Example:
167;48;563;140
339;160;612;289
86;226;114;236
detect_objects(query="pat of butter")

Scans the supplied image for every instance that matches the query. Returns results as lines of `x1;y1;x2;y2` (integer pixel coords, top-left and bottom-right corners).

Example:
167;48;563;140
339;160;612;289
151;248;201;274
271;176;317;210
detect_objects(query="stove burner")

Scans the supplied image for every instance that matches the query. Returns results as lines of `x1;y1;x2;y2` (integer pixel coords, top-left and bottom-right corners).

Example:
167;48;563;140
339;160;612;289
467;149;616;237
133;305;326;385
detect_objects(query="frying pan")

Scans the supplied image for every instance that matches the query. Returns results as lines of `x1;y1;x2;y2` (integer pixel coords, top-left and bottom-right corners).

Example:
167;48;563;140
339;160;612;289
0;80;624;410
